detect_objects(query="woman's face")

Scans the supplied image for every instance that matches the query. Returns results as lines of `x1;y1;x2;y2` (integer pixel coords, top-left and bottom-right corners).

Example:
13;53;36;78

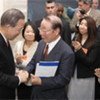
24;25;35;41
79;19;88;35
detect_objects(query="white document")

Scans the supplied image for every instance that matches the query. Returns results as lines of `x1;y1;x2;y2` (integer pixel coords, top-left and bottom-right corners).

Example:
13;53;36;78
35;61;59;77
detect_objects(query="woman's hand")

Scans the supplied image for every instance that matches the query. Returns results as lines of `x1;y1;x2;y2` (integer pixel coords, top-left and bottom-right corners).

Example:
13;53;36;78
72;41;82;51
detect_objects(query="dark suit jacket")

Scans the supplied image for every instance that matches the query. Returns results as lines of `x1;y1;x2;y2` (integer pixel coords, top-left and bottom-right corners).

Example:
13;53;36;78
96;25;100;41
95;25;100;100
34;19;42;41
60;17;71;46
26;38;75;100
0;34;19;99
75;40;100;78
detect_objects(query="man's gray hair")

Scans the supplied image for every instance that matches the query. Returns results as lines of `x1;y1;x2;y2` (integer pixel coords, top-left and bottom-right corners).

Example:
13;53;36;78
45;15;62;29
0;8;25;27
43;15;62;35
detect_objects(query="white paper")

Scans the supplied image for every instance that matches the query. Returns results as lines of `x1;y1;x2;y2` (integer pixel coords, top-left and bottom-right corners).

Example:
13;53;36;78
35;61;59;77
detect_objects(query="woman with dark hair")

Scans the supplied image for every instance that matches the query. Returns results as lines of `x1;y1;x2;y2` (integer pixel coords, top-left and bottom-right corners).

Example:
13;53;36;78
68;16;100;100
13;20;38;100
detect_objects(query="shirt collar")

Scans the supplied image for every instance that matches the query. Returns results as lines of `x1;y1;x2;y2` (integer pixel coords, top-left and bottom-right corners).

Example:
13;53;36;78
47;36;61;54
86;8;92;15
0;32;8;43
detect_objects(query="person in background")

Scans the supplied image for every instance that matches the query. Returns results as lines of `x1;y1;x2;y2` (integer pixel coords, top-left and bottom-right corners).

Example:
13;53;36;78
63;6;76;22
0;8;29;100
70;0;100;32
68;16;100;100
56;2;72;46
13;20;38;100
26;15;75;100
66;7;76;20
70;0;85;32
56;3;64;18
92;0;99;9
45;0;57;16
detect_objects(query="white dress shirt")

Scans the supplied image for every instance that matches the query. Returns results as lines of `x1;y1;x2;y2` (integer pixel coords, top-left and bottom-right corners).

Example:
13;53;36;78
47;36;61;54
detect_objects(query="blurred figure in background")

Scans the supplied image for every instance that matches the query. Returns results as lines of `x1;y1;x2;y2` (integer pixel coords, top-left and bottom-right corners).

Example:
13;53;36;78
56;2;72;46
70;0;100;32
13;20;38;100
92;0;99;9
56;3;64;18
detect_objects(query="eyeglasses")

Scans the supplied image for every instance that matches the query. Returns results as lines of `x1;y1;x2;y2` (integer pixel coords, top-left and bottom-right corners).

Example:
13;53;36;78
38;27;53;33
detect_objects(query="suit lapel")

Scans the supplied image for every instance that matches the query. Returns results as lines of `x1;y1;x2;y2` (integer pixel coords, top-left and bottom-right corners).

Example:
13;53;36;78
0;34;15;66
45;39;62;60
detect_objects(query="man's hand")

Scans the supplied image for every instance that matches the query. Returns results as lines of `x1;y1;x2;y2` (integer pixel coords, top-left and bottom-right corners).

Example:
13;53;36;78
29;74;42;85
16;70;29;83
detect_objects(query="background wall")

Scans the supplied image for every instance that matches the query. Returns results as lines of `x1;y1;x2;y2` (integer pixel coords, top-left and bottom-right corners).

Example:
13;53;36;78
0;0;27;19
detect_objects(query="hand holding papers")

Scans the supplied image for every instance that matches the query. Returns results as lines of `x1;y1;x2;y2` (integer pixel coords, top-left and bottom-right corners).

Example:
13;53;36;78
35;61;59;77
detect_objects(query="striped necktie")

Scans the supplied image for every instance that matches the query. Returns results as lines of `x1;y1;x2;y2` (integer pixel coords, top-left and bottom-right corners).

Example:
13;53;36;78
44;44;49;59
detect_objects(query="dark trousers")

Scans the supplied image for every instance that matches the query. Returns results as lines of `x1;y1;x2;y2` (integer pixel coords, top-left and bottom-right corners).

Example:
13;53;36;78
95;77;100;100
17;83;32;100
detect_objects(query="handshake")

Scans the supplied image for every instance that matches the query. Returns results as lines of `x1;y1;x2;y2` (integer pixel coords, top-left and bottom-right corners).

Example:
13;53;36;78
16;69;42;85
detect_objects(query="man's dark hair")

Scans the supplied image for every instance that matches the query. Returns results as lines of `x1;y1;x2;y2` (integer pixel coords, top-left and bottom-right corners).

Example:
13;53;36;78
46;0;56;3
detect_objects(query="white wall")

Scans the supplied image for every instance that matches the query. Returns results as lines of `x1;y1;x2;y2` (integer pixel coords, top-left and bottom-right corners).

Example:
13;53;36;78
0;0;27;20
0;0;4;17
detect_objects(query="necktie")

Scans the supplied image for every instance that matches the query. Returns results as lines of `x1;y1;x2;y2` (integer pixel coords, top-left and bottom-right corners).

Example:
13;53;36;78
44;44;49;59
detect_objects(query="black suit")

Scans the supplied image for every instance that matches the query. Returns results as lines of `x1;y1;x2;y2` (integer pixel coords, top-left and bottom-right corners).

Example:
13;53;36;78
60;17;71;46
0;34;19;99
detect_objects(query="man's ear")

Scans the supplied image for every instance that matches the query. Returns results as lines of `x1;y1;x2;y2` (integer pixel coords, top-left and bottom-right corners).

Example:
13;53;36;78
54;28;60;36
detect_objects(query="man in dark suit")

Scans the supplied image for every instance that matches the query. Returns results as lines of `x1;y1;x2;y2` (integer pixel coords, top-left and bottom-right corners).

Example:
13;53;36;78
0;8;29;99
26;15;75;100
